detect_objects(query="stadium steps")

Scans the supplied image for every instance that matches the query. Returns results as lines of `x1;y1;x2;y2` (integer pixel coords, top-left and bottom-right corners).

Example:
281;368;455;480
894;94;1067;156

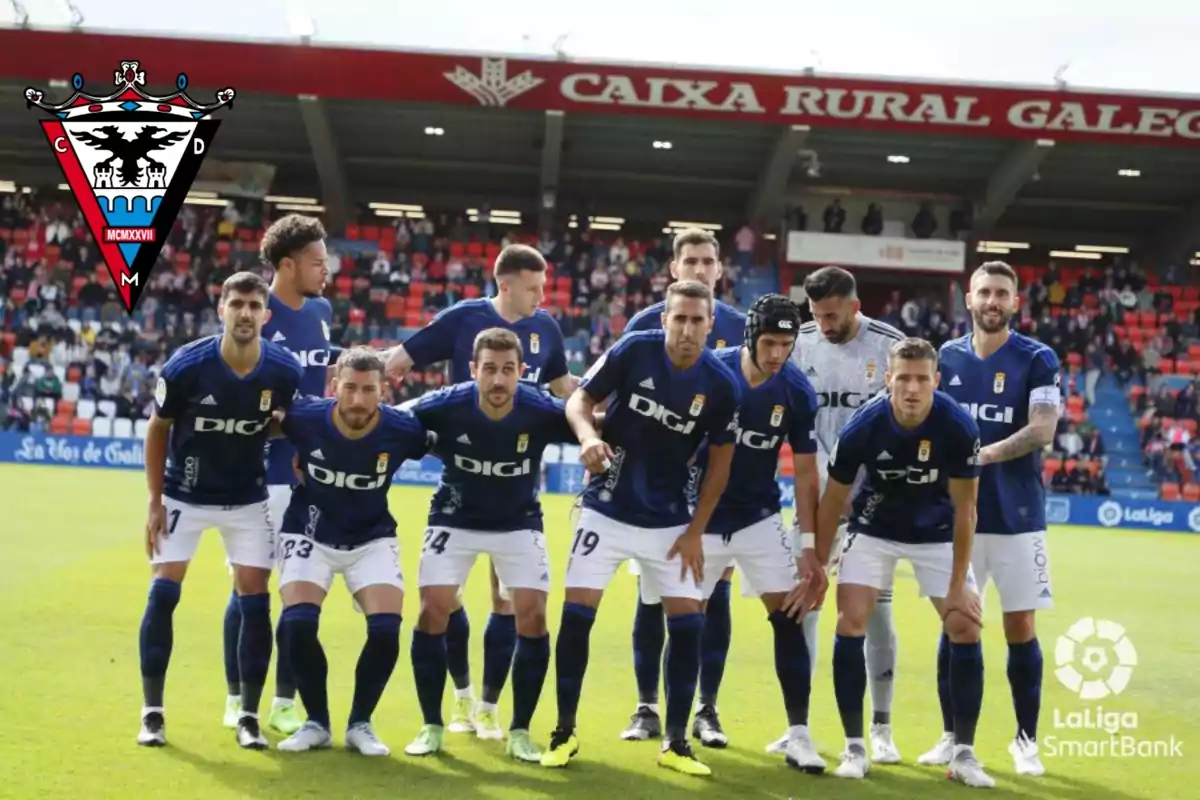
1088;374;1158;499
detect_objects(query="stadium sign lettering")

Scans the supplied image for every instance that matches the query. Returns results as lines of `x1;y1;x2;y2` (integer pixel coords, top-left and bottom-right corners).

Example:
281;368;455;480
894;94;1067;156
778;87;989;127
561;74;766;114
1008;101;1200;139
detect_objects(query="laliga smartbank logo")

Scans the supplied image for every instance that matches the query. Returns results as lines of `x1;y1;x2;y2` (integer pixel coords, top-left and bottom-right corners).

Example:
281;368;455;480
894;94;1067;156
1045;617;1183;759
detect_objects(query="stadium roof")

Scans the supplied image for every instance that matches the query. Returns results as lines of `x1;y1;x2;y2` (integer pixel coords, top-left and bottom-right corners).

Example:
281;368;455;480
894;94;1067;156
1;29;1198;259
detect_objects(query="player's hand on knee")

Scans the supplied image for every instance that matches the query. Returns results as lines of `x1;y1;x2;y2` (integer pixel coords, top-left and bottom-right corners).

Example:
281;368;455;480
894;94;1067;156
783;554;828;620
667;533;704;586
942;584;983;629
145;501;167;558
579;437;615;474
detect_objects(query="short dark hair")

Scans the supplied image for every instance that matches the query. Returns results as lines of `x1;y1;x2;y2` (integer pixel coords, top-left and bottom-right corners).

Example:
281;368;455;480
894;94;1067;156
971;260;1019;289
473;327;524;363
888;337;938;364
666;279;714;313
804;266;857;303
220;271;270;303
672;228;720;260
335;347;385;377
260;214;327;268
493;244;546;278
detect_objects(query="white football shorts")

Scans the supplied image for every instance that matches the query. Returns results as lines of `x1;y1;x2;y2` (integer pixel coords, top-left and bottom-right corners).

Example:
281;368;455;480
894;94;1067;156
972;531;1053;612
418;526;550;594
567;508;703;601
155;495;276;570
838;530;977;599
278;533;404;594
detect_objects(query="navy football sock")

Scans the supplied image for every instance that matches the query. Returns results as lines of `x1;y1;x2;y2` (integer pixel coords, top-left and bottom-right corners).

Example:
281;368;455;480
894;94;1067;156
632;595;665;706
950;641;985;747
1008;638;1046;743
139;578;181;708
444;608;472;692
222;588;241;696
481;613;517;705
833;634;867;740
274;614;296;701
1008;638;1043;741
237;593;273;717
698;579;732;707
768;611;811;726
411;630;448;726
554;602;596;732
936;633;954;733
510;634;551;731
282;603;329;729
349;613;401;727
664;612;704;741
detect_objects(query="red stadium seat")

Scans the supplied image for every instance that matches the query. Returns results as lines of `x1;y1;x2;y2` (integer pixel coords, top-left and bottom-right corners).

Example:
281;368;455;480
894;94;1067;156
71;417;92;436
404;310;422;328
57;399;76;418
463;284;482;299
1123;311;1139;326
1176;360;1195;376
1182;483;1200;503
345;224;360;240
1139;310;1157;327
1066;352;1083;368
485;242;501;262
1188;344;1200;360
466;241;484;259
49;415;71;435
1160;483;1181;502
334;276;352;297
1160;359;1176;375
9;287;26;305
360;225;380;241
385;297;405;320
1043;457;1063;474
449;242;465;260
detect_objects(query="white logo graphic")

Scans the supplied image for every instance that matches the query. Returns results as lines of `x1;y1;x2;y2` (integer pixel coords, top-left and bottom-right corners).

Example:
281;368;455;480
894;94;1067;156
1188;506;1200;533
457;434;472;445
271;331;287;342
155;377;167;407
1097;500;1123;527
310;449;324;460
200;394;217;405
444;58;543;107
949;375;962;386
1055;617;1137;700
639;377;656;390
778;320;793;329
877;450;892;461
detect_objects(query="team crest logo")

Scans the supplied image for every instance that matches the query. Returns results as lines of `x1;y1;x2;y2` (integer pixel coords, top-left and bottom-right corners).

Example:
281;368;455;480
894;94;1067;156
770;404;784;427
25;62;234;313
993;372;1006;393
689;394;706;416
865;360;877;381
529;333;540;355
917;439;931;462
259;390;273;412
516;433;529;453
716;339;727;348
376;453;390;474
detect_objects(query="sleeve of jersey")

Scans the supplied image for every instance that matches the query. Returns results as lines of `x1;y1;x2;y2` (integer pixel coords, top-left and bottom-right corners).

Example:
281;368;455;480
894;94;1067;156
624;306;657;333
788;382;820;454
541;397;577;443
578;340;628;400
948;414;983;480
705;377;741;447
401;305;458;368
825;424;864;485
279;398;311;440
281;358;304;406
153;358;189;420
543;324;569;383
1028;348;1063;409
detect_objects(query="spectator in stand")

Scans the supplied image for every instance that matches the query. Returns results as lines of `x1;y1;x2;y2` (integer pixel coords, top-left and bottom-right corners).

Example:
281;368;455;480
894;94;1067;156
1056;422;1083;459
911;202;937;238
860;203;883;236
1050;462;1072;493
734;223;755;268
822;199;845;233
1110;339;1141;387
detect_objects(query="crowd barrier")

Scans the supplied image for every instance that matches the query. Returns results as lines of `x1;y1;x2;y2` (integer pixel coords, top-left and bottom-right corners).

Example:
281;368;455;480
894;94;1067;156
3;432;1197;534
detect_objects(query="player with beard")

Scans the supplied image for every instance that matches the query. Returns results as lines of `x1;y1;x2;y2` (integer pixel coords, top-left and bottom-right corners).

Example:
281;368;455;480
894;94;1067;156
620;228;746;747
926;261;1060;777
383;245;573;740
768;266;905;763
138;272;302;749
271;349;431;757
222;214;335;737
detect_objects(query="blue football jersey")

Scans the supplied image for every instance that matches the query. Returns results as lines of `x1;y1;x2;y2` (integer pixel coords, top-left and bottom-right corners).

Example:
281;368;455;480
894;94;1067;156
829;392;981;545
402;298;568;386
703;347;820;536
625;298;746;349
155;336;303;506
402;382;575;532
279;398;430;548
579;331;742;528
938;332;1062;535
263;294;335;485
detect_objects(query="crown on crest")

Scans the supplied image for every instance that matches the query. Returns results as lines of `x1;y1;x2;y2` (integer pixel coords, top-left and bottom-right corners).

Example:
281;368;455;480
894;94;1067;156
24;61;235;120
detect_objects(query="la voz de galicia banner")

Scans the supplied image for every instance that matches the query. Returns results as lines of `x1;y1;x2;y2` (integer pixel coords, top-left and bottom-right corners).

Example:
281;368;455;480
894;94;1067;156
3;432;1198;534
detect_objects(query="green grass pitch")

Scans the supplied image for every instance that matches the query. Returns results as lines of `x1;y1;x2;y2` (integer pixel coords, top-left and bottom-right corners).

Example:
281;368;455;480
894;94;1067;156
1;464;1195;799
